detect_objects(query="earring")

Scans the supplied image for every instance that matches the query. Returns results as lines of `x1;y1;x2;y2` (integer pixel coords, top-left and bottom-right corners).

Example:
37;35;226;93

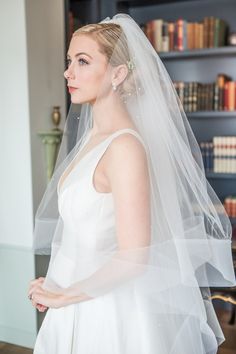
112;82;117;91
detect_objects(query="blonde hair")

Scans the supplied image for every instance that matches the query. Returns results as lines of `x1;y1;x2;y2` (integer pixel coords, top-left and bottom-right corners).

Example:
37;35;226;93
73;23;136;100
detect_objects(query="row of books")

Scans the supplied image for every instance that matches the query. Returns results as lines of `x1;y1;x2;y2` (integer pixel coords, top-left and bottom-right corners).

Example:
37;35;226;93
143;16;229;53
174;74;236;112
224;196;236;218
200;136;236;173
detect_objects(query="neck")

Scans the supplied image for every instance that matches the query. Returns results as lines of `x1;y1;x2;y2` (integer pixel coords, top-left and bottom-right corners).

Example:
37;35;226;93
89;94;134;137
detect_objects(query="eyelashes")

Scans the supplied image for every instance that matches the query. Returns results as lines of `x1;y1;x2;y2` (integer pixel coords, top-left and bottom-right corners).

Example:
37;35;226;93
66;58;89;67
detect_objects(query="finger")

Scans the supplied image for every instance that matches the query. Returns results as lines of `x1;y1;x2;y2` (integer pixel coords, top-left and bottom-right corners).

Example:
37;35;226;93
28;283;45;298
36;304;47;312
28;286;39;299
30;293;45;308
36;303;47;309
28;278;45;293
31;297;38;308
37;307;47;312
33;292;48;307
28;277;45;291
29;277;44;286
30;297;47;311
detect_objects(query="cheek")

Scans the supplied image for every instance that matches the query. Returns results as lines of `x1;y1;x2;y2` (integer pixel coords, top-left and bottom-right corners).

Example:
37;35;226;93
82;71;105;93
74;68;96;89
91;67;111;93
74;64;109;94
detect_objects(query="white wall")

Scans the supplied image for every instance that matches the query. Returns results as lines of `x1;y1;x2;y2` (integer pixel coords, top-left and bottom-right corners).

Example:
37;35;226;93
0;0;66;347
25;0;66;214
0;0;34;248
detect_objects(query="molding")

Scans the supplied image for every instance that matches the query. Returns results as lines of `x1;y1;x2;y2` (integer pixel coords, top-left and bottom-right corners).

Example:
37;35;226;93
0;243;33;253
0;324;36;349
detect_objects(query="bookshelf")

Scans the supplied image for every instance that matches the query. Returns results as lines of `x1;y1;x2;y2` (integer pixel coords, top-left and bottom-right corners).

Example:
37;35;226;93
188;111;236;118
206;172;236;179
65;0;236;217
66;0;236;270
159;46;236;59
113;0;236;326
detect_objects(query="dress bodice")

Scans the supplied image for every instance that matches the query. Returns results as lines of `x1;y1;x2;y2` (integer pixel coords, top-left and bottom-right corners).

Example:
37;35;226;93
58;128;145;236
51;128;146;287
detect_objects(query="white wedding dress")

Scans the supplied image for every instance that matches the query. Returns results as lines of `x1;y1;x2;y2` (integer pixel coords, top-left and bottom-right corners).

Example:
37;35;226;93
33;127;225;354
33;128;160;354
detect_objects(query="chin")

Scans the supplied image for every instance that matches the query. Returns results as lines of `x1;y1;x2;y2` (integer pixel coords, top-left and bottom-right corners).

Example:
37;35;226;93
70;95;94;105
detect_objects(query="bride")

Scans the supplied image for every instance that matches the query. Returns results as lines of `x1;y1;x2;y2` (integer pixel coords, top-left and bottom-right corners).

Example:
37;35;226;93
28;13;235;354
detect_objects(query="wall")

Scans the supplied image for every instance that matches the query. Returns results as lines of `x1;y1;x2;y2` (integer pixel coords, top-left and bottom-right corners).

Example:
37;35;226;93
0;0;66;348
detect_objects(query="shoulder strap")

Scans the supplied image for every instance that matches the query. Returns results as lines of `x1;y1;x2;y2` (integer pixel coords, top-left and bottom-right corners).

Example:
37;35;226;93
91;128;147;170
88;128;148;194
104;128;146;149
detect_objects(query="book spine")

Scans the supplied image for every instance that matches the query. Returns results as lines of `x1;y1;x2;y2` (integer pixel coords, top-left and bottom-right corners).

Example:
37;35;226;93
205;142;211;171
235;82;236;110
213;82;219;110
224;82;229;110
233;137;236;173
176;18;184;51
214;18;220;47
162;21;169;52
168;22;175;51
199;22;204;49
228;81;235;111
154;19;163;52
208;16;215;48
203;17;209;48
183;20;188;50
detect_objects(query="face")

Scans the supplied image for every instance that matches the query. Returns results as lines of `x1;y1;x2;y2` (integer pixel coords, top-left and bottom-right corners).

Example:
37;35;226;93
64;35;111;104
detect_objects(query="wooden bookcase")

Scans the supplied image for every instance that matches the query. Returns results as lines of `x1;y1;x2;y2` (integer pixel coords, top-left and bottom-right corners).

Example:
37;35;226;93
65;0;236;223
65;0;236;293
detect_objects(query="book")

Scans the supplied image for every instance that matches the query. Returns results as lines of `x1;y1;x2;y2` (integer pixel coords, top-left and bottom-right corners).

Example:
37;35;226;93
145;16;229;53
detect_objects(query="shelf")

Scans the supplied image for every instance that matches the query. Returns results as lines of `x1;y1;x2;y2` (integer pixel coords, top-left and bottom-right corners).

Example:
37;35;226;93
187;111;236;119
158;46;236;60
118;0;200;7
206;172;236;179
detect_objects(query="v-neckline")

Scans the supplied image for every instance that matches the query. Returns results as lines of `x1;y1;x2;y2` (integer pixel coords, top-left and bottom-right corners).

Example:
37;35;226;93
57;129;100;195
57;127;139;195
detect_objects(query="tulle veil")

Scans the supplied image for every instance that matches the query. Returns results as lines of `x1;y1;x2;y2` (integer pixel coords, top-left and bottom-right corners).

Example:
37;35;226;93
33;13;236;354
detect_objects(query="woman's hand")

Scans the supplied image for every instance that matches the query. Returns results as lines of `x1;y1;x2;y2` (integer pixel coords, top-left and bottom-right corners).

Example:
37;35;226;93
30;286;66;309
29;277;69;309
28;277;94;309
28;277;48;312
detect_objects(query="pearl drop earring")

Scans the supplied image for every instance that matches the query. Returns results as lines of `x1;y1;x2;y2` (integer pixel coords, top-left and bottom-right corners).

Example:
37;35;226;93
112;82;117;91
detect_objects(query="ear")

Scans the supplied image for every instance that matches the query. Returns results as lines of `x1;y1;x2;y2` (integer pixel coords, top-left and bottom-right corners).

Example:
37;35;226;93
112;64;129;87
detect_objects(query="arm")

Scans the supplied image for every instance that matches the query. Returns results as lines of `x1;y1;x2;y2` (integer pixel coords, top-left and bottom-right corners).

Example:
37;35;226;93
64;133;151;300
34;134;151;308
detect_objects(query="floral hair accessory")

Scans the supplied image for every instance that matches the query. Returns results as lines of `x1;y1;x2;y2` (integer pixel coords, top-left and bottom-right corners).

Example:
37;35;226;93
126;59;135;72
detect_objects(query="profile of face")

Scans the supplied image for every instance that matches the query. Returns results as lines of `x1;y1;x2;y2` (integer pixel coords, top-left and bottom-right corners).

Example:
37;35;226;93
64;34;128;105
64;35;111;105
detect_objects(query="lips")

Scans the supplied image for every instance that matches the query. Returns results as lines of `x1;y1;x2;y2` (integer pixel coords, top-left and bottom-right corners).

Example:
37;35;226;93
68;86;78;94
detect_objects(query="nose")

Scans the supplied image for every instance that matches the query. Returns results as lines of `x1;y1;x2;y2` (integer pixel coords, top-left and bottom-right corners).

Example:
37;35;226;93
64;63;75;80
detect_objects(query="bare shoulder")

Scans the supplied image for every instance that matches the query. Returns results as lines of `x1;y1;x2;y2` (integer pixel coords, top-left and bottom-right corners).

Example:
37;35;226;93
108;132;148;166
110;131;147;157
104;132;150;192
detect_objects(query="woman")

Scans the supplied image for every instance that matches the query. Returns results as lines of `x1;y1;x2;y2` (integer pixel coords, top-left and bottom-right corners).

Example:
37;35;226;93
29;14;235;354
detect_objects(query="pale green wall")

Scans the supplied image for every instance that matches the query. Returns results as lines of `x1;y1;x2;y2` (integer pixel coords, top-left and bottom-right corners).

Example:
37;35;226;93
0;245;37;347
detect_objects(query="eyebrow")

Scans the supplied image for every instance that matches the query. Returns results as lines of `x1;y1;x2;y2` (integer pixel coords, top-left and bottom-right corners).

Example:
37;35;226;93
66;52;93;59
